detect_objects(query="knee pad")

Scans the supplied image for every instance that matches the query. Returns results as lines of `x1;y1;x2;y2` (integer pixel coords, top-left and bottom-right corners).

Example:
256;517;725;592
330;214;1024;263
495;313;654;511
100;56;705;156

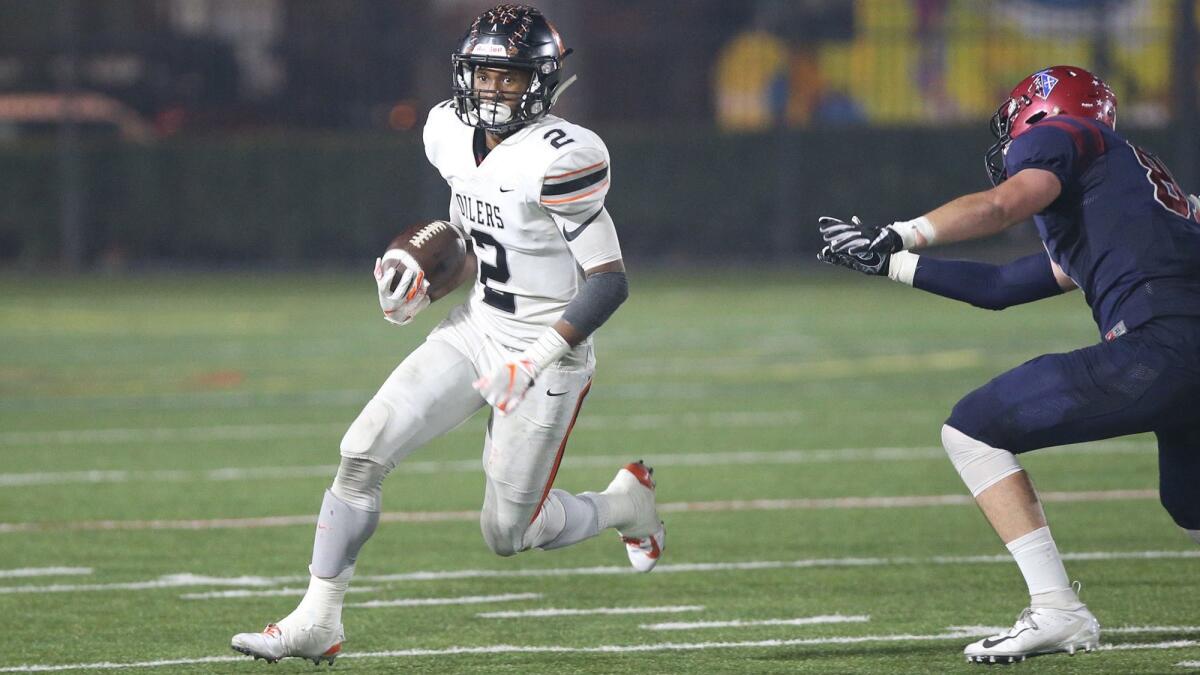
340;398;392;462
331;456;388;512
479;507;525;557
942;424;1023;497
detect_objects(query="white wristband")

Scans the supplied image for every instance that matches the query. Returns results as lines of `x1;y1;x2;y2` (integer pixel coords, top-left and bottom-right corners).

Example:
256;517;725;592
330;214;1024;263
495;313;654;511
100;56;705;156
889;216;936;250
887;251;920;286
523;328;571;370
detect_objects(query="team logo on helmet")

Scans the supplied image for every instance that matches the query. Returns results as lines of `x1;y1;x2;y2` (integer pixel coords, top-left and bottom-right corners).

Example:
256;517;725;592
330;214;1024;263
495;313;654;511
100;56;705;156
1032;71;1059;100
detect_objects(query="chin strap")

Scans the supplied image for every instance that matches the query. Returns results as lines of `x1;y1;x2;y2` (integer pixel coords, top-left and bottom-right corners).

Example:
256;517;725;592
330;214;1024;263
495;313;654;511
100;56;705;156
550;74;577;107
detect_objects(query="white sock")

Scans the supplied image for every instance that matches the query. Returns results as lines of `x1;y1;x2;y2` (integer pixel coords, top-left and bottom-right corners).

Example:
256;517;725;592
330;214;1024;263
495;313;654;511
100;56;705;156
1188;529;1200;546
530;489;602;550
1006;527;1081;610
284;565;353;630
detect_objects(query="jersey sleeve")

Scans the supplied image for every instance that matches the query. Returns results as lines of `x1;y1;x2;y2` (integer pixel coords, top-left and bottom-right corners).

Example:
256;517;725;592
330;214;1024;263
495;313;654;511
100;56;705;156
540;144;621;269
422;100;457;169
1004;117;1106;187
539;144;611;220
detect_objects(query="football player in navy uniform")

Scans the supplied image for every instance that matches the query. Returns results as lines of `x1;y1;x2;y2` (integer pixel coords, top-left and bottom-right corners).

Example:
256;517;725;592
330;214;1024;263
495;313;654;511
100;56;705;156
231;4;664;665
818;65;1200;664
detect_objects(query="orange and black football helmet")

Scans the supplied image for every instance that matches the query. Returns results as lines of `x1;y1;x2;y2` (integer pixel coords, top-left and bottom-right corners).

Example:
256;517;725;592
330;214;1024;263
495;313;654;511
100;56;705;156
451;4;572;134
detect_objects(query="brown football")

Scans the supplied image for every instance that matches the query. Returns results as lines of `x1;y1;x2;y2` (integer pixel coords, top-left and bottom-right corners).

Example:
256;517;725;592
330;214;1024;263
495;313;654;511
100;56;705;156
384;220;468;296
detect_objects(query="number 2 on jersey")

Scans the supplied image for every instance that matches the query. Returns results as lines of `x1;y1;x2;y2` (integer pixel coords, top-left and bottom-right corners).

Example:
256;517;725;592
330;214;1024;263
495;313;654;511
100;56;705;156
469;230;516;313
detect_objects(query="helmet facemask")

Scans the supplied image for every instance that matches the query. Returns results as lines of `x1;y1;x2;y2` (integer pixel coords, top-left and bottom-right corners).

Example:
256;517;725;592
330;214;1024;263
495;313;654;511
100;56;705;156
985;96;1027;186
451;54;559;134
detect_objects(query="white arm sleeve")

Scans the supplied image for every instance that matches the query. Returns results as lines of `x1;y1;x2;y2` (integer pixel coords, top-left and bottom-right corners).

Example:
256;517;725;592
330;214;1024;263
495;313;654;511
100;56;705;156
541;146;622;270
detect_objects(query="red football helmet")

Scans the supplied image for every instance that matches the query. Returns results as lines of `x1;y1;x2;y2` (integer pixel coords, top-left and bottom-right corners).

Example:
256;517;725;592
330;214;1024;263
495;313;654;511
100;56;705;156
985;65;1118;185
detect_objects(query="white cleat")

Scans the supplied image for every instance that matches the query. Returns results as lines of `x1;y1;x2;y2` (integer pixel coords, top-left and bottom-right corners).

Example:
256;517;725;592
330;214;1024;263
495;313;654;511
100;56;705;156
604;460;666;572
231;620;344;665
964;606;1099;665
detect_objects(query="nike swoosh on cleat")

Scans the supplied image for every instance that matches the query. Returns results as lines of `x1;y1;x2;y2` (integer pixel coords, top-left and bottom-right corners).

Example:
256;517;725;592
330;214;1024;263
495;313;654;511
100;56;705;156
499;187;515;192
981;627;1030;649
546;390;569;397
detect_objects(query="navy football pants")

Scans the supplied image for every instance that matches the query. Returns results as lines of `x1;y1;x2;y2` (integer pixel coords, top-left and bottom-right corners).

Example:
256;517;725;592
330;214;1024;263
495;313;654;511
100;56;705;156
946;316;1200;529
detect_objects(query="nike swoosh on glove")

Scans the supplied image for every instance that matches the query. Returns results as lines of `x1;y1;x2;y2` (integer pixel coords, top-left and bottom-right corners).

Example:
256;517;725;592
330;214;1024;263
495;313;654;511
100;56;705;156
818;216;904;254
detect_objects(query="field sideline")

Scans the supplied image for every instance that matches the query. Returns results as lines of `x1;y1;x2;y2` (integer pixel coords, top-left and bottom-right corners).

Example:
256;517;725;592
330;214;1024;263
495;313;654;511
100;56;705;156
1;270;1196;673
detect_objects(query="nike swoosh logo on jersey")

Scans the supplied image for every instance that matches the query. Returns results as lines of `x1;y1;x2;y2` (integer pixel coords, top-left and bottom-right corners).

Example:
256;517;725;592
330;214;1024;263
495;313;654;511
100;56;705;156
499;187;514;192
981;628;1031;649
546;390;569;397
563;206;604;242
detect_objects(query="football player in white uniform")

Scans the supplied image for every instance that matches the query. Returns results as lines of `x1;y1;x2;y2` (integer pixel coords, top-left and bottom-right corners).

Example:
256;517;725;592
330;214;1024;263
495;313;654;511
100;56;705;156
231;4;664;665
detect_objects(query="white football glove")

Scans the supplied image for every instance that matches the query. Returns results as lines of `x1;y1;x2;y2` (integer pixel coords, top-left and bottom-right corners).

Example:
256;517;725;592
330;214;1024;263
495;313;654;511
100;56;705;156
473;329;571;415
1189;193;1200;215
474;357;538;415
374;255;430;326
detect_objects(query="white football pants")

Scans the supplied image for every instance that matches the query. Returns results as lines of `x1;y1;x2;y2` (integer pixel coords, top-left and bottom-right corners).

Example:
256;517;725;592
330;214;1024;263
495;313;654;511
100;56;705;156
339;303;596;555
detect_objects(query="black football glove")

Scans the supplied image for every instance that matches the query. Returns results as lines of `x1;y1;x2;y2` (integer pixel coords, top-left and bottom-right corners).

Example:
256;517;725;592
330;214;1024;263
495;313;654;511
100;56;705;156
817;246;890;276
818;216;904;255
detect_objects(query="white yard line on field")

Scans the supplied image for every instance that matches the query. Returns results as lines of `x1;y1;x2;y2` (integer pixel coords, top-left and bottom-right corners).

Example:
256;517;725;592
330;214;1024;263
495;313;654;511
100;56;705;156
0;407;1158;452
1107;626;1200;634
0;573;279;594
660;489;1161;514
2;631;1197;673
0;509;483;533
0;410;817;450
642;614;870;630
0;424;342;448
179;586;377;600
477;605;705;619
346;592;541;608
0;440;1151;487
0;487;1159;533
1177;660;1200;667
1100;640;1199;652
0;567;91;578
952;624;1200;636
2;550;1196;596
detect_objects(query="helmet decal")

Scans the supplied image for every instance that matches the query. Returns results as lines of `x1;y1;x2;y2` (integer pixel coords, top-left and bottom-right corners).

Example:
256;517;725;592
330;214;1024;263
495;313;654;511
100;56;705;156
1032;71;1059;100
471;43;508;57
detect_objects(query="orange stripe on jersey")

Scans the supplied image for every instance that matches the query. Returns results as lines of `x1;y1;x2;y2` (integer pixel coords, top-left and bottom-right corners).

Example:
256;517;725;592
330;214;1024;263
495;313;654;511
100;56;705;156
540;180;609;205
545;160;606;181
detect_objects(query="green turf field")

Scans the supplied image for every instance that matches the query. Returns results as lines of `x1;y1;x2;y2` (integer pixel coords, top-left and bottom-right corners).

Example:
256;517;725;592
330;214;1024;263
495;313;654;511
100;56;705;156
1;269;1197;673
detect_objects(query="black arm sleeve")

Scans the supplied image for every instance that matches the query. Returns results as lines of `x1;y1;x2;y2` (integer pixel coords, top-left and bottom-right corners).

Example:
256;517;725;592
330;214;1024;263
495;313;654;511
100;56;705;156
913;252;1065;311
561;271;629;337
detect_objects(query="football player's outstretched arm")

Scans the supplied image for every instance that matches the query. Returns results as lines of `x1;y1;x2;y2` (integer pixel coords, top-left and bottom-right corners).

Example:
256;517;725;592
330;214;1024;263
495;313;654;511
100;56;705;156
819;168;1062;255
916;168;1062;247
818;246;1074;310
818;167;1075;310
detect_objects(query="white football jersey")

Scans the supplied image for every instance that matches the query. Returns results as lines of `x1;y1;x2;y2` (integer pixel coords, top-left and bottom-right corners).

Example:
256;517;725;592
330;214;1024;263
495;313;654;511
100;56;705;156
423;100;622;348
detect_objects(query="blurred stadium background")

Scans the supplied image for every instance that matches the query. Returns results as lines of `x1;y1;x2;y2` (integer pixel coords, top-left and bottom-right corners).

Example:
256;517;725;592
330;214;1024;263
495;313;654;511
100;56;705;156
2;0;1198;270
5;3;1200;672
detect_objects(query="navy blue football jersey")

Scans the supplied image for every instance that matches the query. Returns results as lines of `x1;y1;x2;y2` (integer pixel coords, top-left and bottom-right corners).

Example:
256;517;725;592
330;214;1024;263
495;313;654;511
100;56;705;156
1004;116;1200;339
